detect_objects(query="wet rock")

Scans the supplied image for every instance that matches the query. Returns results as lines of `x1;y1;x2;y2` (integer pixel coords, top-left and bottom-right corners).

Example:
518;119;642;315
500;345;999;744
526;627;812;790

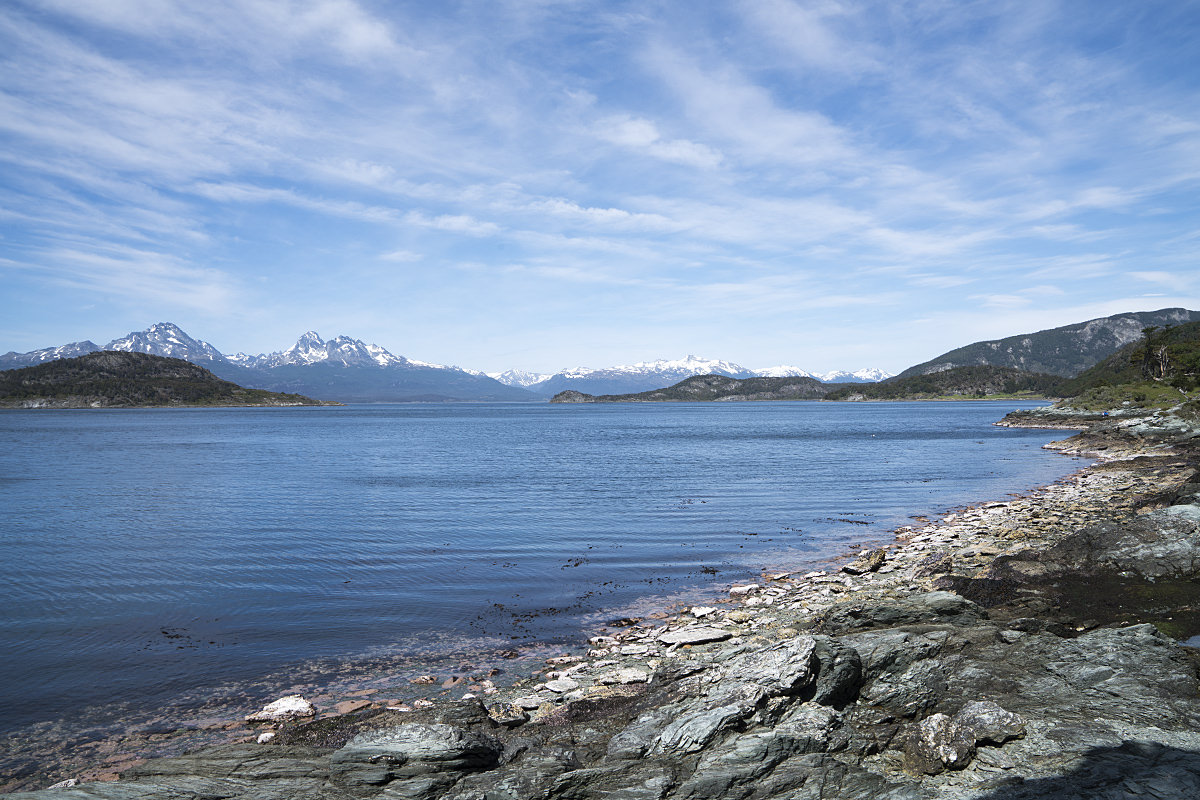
245;695;316;723
335;700;372;715
842;548;887;575
902;712;976;774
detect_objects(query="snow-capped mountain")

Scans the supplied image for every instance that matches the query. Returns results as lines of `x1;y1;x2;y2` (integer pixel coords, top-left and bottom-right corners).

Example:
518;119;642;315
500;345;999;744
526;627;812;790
816;368;894;383
105;322;228;365
238;331;413;370
489;369;551;388
0;340;102;369
752;365;892;382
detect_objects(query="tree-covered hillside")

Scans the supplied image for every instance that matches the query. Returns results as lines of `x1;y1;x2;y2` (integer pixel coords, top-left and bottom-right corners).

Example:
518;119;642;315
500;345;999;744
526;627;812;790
825;365;1062;400
0;351;333;408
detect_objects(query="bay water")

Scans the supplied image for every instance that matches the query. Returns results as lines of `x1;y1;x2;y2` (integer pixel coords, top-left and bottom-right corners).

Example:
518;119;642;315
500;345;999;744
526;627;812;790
0;401;1083;758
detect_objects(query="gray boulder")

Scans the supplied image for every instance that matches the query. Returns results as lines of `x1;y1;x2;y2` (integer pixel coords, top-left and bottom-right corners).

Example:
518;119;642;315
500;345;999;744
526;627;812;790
329;723;503;795
953;700;1025;745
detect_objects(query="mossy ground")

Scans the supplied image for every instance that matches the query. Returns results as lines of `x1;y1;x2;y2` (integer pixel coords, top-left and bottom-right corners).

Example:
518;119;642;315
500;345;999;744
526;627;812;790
1065;382;1191;412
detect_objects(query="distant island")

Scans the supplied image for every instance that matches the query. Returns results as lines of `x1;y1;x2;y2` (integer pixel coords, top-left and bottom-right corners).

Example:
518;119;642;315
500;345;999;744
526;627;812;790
0;351;337;409
551;364;1060;404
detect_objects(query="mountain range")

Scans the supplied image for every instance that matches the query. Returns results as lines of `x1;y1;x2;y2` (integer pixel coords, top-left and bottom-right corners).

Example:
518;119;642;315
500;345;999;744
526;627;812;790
0;324;533;403
489;357;891;397
0;326;892;402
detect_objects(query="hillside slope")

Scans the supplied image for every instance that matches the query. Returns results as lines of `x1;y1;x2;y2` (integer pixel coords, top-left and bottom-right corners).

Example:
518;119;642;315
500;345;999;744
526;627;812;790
897;308;1200;379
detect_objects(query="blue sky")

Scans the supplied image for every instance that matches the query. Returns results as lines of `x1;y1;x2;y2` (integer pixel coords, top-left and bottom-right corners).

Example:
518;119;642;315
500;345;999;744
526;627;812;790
2;0;1198;374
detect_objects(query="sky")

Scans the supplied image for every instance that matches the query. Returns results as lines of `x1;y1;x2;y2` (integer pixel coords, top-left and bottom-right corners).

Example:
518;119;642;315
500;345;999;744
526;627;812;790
2;0;1199;375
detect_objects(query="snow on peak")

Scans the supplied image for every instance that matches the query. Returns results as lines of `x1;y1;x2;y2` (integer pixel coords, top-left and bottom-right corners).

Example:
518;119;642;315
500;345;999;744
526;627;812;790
751;365;818;378
553;355;755;380
240;332;469;371
489;368;551;387
104;323;224;361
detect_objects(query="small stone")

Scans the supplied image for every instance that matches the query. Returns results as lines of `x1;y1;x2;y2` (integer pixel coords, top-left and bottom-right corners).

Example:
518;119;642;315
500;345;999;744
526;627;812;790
543;677;580;693
412;699;435;709
730;584;760;597
409;675;437;685
47;779;79;789
514;695;544;710
621;644;650;656
256;731;276;744
246;695;316;723
690;606;718;618
487;702;529;728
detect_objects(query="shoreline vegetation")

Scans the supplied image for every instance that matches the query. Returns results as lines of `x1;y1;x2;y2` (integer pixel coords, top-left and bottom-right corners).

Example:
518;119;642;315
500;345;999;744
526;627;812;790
9;396;1200;796
0;352;337;409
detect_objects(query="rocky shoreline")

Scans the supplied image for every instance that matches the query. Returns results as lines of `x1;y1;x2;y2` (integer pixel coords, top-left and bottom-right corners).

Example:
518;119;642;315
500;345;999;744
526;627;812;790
11;405;1200;799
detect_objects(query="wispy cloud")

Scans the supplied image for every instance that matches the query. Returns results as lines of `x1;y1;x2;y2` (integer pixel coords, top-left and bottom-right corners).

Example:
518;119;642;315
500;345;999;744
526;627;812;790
1;1;1198;370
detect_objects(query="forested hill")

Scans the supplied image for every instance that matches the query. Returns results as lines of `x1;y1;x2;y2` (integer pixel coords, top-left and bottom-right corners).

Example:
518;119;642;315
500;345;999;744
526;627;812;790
0;351;335;408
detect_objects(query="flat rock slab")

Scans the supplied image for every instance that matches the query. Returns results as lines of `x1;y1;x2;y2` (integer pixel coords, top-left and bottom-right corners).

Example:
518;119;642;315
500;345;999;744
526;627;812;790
658;626;733;646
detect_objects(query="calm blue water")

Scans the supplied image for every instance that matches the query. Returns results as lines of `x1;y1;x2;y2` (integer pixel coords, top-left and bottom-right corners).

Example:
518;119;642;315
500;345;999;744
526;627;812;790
0;401;1080;739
